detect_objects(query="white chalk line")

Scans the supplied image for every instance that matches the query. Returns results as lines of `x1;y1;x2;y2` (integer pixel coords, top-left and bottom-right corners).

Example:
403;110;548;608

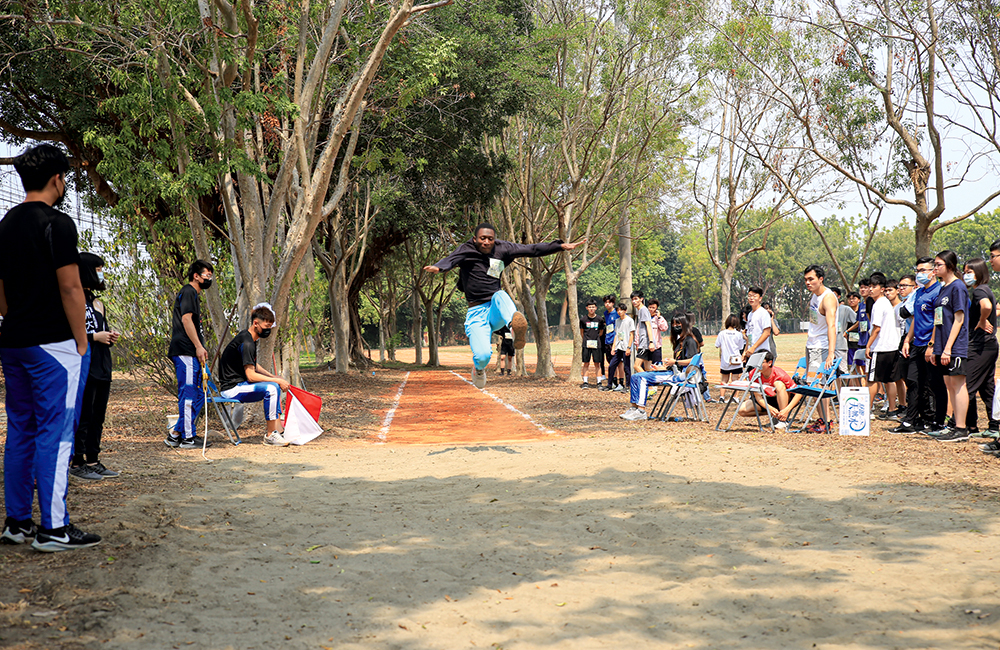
378;371;411;442
449;370;556;435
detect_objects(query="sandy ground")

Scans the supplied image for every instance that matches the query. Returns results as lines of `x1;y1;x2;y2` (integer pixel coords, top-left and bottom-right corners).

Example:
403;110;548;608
1;348;1000;649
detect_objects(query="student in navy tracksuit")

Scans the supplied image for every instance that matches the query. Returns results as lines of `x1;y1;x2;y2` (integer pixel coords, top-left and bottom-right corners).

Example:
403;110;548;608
165;260;214;449
0;144;101;551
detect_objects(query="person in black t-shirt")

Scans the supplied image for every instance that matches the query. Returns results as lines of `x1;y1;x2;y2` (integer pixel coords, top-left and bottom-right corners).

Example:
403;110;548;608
962;258;999;434
165;259;214;449
70;253;121;482
219;304;291;446
494;325;515;375
579;300;605;388
424;223;584;389
0;143;100;551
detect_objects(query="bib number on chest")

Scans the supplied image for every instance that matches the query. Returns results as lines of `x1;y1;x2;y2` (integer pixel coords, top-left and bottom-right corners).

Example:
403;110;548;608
487;258;505;279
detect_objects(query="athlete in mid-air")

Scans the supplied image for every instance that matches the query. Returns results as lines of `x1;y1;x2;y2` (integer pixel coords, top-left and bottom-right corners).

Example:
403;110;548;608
424;223;585;388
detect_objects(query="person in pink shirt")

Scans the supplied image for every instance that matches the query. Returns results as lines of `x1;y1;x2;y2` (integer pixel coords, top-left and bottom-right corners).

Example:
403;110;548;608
647;299;670;367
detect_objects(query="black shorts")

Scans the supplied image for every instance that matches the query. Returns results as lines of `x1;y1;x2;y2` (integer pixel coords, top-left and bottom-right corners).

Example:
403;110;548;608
651;348;663;364
936;355;967;376
635;348;651;361
499;340;514;356
868;350;898;383
720;365;743;376
582;346;600;363
751;395;780;412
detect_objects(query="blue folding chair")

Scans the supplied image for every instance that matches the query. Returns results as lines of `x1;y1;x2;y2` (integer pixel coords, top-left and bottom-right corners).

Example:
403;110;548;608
786;356;842;434
656;353;708;422
203;370;242;446
789;357;809;385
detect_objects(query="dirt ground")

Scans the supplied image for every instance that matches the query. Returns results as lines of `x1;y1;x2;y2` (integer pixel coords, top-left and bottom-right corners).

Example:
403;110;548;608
1;346;999;649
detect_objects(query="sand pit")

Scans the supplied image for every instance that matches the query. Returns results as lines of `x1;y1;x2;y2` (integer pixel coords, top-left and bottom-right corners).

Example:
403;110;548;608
1;356;999;649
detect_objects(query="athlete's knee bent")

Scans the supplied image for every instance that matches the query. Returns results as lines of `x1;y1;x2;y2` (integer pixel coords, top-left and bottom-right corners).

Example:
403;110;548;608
473;349;492;370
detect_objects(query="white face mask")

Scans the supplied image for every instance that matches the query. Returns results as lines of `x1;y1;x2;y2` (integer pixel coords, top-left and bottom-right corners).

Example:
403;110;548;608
97;271;105;283
964;273;976;287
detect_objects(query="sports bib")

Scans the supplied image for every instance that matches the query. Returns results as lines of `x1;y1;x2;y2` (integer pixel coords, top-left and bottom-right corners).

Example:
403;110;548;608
859;321;868;333
487;258;505;278
586;340;598;349
848;332;859;342
728;354;742;365
504;331;514;340
810;305;821;325
934;306;943;326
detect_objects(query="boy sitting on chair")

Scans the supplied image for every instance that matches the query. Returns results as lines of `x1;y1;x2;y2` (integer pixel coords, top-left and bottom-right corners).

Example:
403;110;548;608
218;304;291;446
737;352;804;428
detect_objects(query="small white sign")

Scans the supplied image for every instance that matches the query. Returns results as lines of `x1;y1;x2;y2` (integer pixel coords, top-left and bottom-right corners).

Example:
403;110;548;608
839;387;870;436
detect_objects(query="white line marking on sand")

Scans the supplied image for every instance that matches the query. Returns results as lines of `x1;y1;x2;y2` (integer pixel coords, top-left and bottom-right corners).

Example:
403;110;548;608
449;370;556;435
378;372;410;442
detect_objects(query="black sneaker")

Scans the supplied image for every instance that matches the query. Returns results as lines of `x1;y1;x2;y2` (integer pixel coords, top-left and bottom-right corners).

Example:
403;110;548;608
88;462;120;478
164;433;182;448
936;428;970;443
979;440;1000;454
178;436;211;449
598;384;612;392
31;524;101;552
1;517;37;545
923;424;949;437
580;382;590;389
69;464;104;481
888;423;917;434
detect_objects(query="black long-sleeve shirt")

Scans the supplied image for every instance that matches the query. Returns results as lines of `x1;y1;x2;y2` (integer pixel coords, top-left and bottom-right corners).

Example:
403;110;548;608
433;239;564;304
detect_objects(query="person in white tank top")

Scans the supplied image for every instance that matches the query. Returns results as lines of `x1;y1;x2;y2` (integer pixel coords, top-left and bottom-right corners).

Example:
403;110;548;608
803;265;842;431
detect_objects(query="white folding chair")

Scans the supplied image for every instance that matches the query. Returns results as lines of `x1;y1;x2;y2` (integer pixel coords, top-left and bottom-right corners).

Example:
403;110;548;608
715;351;774;432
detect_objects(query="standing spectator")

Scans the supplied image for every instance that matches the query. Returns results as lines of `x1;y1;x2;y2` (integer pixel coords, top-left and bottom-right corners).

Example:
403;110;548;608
854;278;873;378
981;242;1000;455
761;302;779;356
70;253;121;481
804;265;840;430
579;300;605;388
606;302;634;393
631;291;654;375
601;294;618;390
832;288;855;379
648;299;669;367
962;258;998;436
930;250;970;442
893;258;946;434
715;314;746;399
844;291;861;379
742;288;772;362
494;325;514;376
166;260;215;449
865;274;900;412
0;143;100;551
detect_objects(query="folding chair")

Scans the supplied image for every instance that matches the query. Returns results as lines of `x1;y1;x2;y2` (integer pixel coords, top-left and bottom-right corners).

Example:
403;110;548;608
203;370;242;445
715;351;774;432
655;354;708;423
789;357;809;385
636;367;686;420
786;357;843;434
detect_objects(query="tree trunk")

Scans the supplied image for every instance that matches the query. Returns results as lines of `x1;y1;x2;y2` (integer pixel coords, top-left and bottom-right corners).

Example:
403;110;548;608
528;270;556;378
916;213;933;258
423;297;439;366
411;289;423;365
618;211;632;303
378;311;386;363
329;260;351;373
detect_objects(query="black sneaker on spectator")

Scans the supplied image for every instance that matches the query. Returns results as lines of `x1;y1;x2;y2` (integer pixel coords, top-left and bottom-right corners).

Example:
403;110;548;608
164;433;182;448
178;436;211;449
923;423;949;437
580;382;590;389
935;428;970;443
979;440;1000;454
1;517;37;545
31;524;101;552
69;465;103;481
598;384;612;392
888;423;917;434
89;462;120;478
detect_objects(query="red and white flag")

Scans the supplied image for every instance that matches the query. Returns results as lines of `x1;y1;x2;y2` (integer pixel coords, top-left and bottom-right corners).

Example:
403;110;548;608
283;386;323;445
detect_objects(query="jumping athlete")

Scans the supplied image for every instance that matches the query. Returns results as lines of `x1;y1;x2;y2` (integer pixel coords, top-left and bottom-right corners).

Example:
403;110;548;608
424;223;584;388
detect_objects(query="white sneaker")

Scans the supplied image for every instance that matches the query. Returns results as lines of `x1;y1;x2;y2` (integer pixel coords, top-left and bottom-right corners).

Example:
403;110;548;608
472;367;487;389
774;421;787;430
621;408;647;421
263;431;289;447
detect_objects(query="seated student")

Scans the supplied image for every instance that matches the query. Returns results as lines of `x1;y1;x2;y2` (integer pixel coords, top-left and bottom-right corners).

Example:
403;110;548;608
218;304;292;446
736;351;804;429
620;314;700;421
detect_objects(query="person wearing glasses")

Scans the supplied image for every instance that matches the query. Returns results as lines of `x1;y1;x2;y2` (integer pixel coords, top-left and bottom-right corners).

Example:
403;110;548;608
893;258;946;434
928;251;970;442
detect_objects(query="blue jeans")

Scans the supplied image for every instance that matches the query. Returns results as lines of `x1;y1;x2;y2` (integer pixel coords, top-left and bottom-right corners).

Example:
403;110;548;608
466;291;517;370
2;340;90;530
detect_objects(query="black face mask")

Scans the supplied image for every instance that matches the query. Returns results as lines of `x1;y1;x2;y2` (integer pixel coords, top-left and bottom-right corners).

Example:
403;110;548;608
258;326;272;339
672;326;682;334
199;277;213;290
